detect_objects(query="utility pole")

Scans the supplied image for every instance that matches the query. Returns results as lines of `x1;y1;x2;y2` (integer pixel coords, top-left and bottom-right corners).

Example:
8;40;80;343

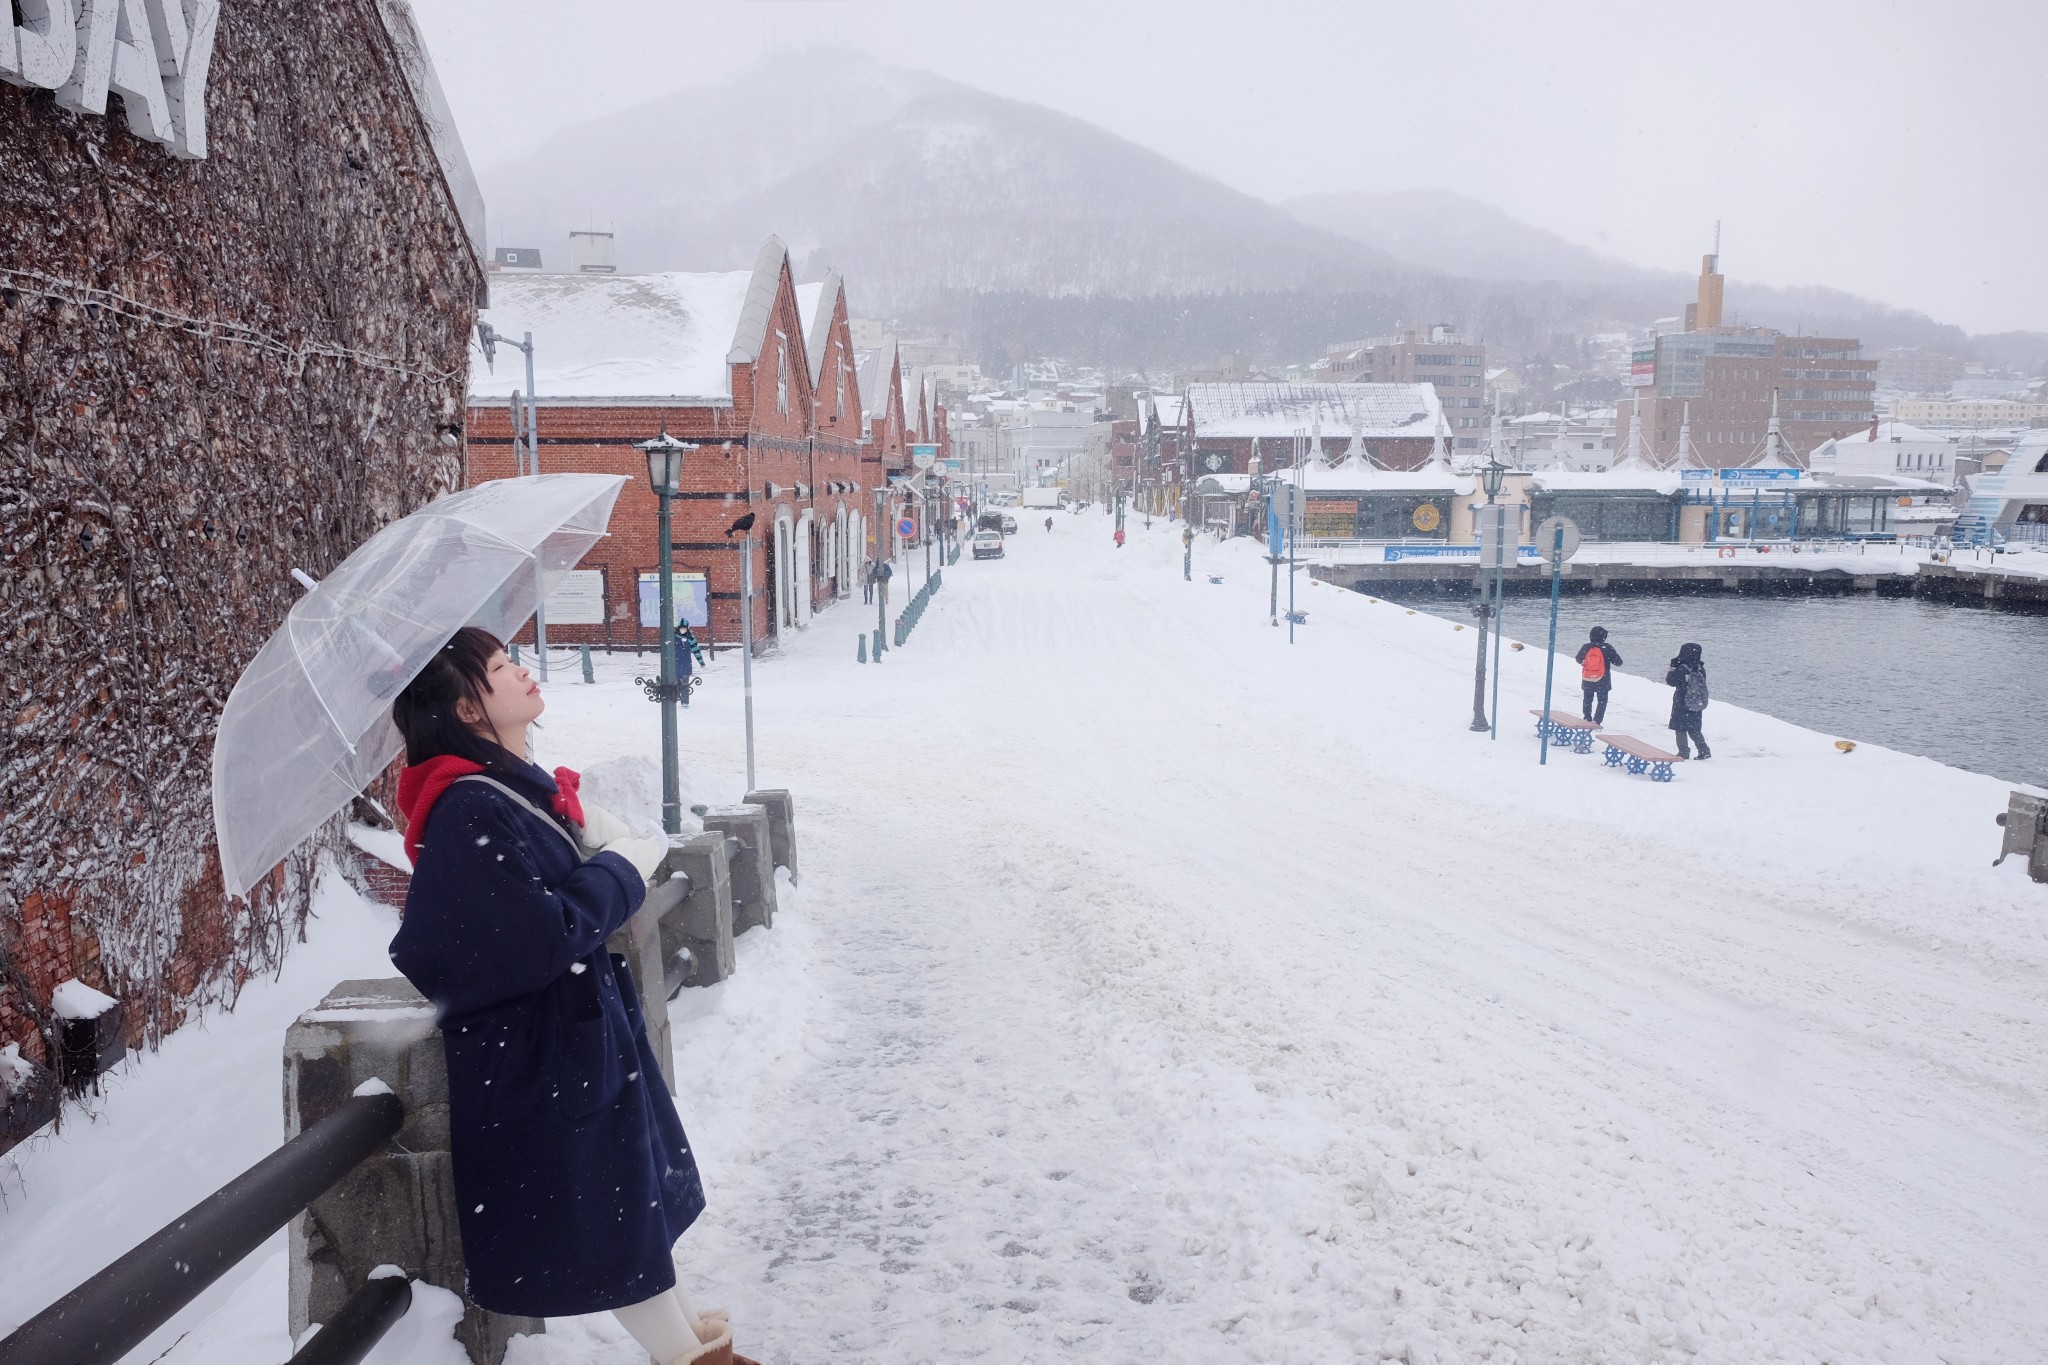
477;324;549;680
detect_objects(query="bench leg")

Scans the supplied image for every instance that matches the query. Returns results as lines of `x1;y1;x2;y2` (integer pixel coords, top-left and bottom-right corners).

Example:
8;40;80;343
1651;762;1674;783
1602;746;1626;768
1626;756;1648;776
1574;730;1594;754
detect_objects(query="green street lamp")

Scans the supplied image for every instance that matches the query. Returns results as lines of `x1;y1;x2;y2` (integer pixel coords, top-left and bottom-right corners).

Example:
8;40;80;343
633;427;697;834
1469;456;1510;733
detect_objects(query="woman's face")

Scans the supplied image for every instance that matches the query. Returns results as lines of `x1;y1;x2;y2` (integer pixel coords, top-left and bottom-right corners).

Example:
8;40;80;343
464;649;545;737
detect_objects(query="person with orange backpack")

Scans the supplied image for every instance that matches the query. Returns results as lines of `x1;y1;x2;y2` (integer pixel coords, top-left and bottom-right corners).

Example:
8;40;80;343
1574;625;1622;723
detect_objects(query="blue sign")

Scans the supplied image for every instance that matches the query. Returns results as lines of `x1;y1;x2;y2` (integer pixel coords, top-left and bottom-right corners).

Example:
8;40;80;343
1385;544;1542;562
897;517;917;537
1680;468;1802;483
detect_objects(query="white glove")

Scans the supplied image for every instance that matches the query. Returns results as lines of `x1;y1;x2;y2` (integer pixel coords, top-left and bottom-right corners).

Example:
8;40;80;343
601;833;667;881
577;801;634;851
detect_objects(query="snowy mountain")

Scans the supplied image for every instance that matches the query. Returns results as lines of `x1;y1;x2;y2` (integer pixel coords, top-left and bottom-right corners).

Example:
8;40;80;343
479;49;1973;366
480;48;1410;309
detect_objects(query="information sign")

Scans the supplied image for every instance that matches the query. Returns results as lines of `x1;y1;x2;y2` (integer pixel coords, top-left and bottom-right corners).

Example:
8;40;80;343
544;569;606;625
637;571;708;629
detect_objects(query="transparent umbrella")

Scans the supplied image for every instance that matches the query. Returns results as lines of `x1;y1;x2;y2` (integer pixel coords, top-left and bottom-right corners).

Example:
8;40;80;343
211;473;628;896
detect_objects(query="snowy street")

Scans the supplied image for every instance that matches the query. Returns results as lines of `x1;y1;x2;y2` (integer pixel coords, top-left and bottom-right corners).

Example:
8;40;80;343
7;514;2047;1363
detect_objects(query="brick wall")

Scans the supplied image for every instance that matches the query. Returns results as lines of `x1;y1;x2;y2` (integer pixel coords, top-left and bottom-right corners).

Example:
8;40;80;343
0;0;482;1066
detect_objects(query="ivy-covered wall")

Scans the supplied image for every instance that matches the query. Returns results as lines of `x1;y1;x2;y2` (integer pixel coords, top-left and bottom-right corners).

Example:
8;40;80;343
0;0;484;1074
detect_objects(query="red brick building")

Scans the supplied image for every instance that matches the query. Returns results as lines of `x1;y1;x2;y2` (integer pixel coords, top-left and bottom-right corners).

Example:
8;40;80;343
1183;383;1446;475
467;239;870;651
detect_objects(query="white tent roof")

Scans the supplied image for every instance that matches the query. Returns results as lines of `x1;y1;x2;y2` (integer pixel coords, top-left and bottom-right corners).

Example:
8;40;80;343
1185;383;1444;440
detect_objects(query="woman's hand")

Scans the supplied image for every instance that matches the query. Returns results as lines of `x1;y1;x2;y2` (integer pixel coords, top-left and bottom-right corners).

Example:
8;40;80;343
578;801;636;851
601;833;669;881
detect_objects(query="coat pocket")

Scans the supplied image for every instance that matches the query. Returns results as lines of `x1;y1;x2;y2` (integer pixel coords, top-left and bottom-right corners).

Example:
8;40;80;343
552;962;629;1124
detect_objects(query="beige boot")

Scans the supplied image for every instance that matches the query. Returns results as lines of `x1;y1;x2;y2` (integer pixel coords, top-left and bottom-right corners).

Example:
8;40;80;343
682;1309;761;1365
674;1319;733;1365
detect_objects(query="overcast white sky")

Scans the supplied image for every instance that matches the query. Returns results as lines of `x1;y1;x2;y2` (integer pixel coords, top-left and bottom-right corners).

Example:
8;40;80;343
411;0;2046;336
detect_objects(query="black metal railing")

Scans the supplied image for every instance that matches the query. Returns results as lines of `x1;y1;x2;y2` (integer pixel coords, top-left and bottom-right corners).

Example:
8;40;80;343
0;1092;409;1365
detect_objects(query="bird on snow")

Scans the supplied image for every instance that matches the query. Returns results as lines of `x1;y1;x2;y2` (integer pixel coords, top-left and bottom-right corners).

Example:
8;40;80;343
725;512;756;537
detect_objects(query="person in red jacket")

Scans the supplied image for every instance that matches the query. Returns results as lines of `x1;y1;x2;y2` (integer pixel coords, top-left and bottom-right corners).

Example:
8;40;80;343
1114;527;1127;549
1575;625;1622;723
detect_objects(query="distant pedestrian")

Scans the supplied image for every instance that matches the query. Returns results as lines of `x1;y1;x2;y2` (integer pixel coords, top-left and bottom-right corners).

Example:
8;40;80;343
862;561;875;604
676;622;707;705
1045;516;1054;532
878;559;893;610
1114;528;1126;549
1575;626;1622;724
1665;642;1712;759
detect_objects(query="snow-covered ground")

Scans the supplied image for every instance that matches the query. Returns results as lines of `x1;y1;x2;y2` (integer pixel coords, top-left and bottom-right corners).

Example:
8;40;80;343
5;514;2047;1363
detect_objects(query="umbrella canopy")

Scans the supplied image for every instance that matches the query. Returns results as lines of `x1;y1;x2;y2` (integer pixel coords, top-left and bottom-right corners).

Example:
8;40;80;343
212;473;628;896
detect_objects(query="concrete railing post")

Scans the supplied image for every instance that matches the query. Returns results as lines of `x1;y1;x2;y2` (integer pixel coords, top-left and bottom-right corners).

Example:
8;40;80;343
742;788;798;886
699;805;776;934
606;896;676;1095
284;979;541;1365
661;833;737;987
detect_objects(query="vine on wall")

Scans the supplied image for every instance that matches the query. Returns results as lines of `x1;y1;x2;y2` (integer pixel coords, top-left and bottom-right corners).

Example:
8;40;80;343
0;0;483;1068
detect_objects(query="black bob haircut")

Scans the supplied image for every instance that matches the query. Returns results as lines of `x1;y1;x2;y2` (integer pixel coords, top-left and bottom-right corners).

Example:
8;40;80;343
391;626;523;768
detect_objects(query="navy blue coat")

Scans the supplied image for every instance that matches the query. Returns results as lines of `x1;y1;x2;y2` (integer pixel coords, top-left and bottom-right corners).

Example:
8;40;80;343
389;760;705;1317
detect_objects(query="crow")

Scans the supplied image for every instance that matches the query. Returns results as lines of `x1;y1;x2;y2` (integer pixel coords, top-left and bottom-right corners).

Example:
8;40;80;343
724;511;756;537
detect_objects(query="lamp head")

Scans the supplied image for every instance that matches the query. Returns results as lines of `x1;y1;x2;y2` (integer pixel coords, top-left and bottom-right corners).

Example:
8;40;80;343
634;427;694;495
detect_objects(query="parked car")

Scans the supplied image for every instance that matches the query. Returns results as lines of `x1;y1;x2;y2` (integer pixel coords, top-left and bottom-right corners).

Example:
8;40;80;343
972;530;1006;560
999;514;1018;534
976;512;1005;532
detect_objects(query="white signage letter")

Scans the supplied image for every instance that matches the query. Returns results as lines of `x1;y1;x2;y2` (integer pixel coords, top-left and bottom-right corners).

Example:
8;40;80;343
145;0;215;159
56;0;116;113
108;0;171;141
6;0;79;91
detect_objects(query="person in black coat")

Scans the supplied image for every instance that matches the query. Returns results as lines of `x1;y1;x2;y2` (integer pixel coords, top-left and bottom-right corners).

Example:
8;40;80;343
1665;641;1712;759
1574;625;1622;723
387;628;744;1365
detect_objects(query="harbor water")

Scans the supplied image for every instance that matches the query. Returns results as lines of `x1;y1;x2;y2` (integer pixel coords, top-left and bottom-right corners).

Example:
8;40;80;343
1386;586;2047;788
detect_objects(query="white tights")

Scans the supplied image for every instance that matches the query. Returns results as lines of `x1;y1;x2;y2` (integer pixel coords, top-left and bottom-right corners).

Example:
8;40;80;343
612;1285;706;1363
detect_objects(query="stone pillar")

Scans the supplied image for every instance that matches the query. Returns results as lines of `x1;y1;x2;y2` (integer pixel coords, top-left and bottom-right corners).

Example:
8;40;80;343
284;979;541;1365
661;833;736;987
607;898;676;1096
742;788;798;886
699;804;776;934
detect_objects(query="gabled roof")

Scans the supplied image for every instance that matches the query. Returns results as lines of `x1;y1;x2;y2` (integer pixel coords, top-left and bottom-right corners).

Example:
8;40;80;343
727;236;791;368
859;337;900;425
795;273;843;388
1154;393;1188;429
1185;383;1445;440
469;269;756;402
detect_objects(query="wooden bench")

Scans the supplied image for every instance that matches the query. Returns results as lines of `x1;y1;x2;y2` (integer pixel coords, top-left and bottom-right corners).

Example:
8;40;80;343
1530;709;1598;754
1595;733;1684;783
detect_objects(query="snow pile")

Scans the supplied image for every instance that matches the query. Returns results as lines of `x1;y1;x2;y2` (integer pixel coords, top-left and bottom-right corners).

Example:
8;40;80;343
49;979;119;1022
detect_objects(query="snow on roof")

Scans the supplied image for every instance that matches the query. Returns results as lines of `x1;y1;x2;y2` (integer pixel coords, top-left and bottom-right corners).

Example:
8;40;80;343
859;339;899;423
1530;470;1684;494
1185;383;1443;440
796;274;842;387
1194;473;1253;494
1265;459;1471;493
470;270;755;402
1825;420;1943;444
1154;393;1188;428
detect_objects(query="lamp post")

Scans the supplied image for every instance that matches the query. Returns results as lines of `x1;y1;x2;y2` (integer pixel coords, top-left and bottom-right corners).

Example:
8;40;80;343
633;427;696;835
1469;456;1509;733
477;322;549;681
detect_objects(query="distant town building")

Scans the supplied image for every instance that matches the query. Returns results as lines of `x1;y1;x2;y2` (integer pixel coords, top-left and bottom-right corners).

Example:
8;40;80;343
1891;397;2048;429
1876;347;1966;394
1325;325;1488;448
1809;420;1957;488
567;230;616;274
1615;249;1876;466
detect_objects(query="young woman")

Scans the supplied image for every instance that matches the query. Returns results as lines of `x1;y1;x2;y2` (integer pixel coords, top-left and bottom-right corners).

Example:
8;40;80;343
386;628;748;1365
1665;641;1712;760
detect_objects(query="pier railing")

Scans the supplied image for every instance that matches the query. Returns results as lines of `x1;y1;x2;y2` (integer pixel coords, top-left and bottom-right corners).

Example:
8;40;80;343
0;1092;412;1365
